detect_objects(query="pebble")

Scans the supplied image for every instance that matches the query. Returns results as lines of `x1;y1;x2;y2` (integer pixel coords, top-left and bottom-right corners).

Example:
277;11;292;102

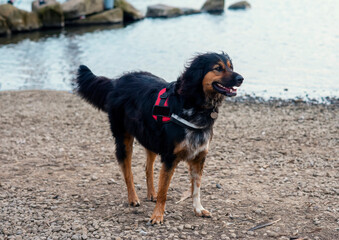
266;230;279;238
71;234;81;240
91;175;98;181
278;237;289;240
221;234;230;240
184;224;192;229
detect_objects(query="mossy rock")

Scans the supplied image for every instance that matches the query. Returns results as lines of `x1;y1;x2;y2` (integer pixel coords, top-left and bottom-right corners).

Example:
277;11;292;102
0;4;41;32
67;8;123;25
0;15;10;35
201;0;225;12
114;0;144;22
62;0;104;20
146;4;183;18
38;3;64;28
228;1;251;10
32;0;57;12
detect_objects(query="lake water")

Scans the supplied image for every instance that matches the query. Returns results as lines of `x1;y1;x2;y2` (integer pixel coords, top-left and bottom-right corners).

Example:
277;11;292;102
0;0;338;102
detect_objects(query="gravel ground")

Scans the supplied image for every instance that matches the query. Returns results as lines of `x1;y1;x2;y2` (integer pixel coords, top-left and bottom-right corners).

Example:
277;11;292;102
0;90;338;240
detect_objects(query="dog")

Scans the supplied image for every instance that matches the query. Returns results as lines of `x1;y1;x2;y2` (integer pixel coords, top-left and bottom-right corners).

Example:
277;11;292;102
74;52;244;224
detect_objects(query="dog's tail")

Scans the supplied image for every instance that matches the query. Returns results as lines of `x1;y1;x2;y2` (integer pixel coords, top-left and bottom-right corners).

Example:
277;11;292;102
74;65;114;112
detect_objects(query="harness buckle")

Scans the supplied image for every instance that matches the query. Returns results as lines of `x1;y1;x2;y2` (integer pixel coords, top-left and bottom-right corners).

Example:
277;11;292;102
152;105;170;117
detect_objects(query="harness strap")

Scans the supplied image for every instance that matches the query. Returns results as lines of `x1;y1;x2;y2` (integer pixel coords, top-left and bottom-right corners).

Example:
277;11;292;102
152;88;170;122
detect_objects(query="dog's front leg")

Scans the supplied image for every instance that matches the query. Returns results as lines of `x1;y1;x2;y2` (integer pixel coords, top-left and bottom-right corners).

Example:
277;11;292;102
150;161;177;224
188;150;211;218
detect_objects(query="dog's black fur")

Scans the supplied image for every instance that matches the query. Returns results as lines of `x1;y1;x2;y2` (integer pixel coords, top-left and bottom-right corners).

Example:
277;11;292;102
76;53;242;168
74;52;244;223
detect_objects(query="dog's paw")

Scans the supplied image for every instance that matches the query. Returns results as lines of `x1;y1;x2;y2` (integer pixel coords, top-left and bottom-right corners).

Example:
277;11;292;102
147;193;157;202
149;214;164;225
194;209;211;218
129;199;140;207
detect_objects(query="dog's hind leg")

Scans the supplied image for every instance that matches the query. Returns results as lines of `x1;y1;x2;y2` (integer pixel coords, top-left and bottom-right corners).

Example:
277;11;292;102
116;133;140;207
188;150;211;218
145;149;157;202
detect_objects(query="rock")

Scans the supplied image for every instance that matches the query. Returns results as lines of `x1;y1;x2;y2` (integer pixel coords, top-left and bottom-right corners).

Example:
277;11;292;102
0;15;10;35
228;1;251;10
181;8;201;15
0;4;42;32
32;0;56;12
266;230;279;238
91;175;98;181
146;4;183;18
201;0;225;12
33;1;64;28
62;0;104;20
146;4;200;18
184;224;192;229
114;0;144;22
67;8;123;25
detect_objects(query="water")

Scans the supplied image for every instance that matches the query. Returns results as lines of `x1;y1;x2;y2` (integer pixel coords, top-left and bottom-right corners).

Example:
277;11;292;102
0;0;338;101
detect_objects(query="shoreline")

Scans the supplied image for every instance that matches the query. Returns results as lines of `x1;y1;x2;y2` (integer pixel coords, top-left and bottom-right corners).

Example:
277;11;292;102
1;89;338;106
0;90;338;239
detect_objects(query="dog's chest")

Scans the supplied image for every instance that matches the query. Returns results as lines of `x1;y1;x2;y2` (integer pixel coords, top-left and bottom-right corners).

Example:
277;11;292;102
183;129;211;160
173;108;213;160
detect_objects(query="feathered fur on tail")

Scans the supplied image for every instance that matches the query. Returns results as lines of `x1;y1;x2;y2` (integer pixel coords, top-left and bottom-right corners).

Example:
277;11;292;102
74;65;114;112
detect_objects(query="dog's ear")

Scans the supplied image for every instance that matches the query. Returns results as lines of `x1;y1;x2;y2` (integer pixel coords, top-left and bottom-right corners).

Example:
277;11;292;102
176;56;206;95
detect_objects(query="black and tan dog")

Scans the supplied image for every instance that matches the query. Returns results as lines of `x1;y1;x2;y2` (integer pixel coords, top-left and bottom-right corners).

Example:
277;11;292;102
74;52;244;224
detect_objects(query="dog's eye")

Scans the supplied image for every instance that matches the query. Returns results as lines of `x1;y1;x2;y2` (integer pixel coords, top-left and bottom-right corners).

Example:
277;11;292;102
213;66;223;72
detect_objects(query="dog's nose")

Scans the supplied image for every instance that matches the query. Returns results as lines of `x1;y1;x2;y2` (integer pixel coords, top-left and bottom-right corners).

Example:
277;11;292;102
235;75;244;85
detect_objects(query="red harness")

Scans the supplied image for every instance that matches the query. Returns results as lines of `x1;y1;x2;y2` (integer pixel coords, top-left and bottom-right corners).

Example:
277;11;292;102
152;88;171;122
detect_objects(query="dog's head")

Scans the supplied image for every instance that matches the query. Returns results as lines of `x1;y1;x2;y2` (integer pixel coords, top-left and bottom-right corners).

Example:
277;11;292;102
177;52;244;106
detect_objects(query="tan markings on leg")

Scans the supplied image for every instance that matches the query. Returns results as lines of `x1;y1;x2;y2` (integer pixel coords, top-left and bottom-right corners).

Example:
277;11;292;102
145;149;157;201
150;161;178;224
173;141;188;160
119;133;140;207
188;150;211;218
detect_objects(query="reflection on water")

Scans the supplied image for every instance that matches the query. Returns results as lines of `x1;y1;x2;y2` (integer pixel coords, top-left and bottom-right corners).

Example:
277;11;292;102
0;0;338;102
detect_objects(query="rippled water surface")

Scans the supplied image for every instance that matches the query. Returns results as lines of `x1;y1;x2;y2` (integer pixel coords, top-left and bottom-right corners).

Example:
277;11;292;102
0;0;338;101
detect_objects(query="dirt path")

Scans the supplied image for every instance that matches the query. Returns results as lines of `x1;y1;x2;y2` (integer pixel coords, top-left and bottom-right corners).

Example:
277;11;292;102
0;91;338;240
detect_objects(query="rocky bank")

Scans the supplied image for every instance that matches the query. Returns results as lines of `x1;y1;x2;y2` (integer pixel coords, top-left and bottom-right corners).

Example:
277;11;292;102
0;90;338;239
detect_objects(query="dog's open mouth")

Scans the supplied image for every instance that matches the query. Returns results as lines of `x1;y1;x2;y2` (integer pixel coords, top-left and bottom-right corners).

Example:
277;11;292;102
212;82;237;97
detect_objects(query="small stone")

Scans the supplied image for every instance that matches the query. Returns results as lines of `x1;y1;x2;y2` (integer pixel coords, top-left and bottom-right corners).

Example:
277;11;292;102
91;175;98;181
230;233;237;238
71;234;80;240
216;183;222;189
184;224;192;229
278;237;289;240
221;234;229;239
52;226;61;232
107;179;117;184
266;230;279;237
201;231;207;235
